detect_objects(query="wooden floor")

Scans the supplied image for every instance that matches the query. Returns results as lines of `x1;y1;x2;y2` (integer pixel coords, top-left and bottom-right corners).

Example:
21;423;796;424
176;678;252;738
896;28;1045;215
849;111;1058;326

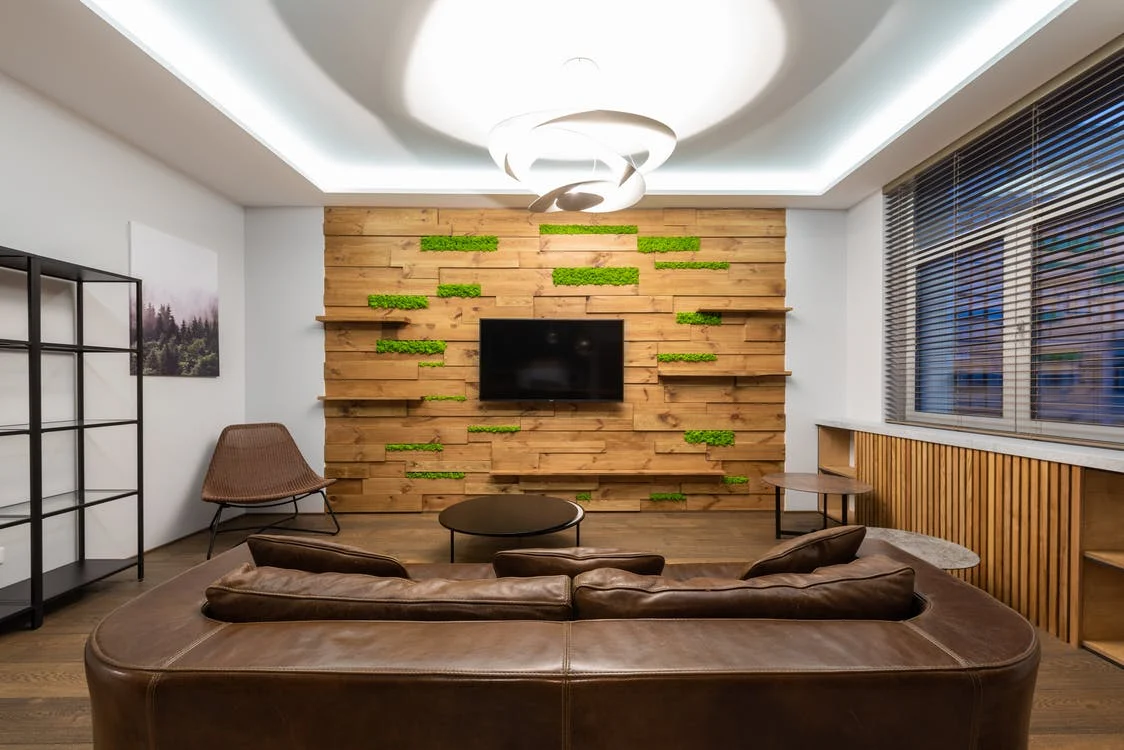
2;511;1124;748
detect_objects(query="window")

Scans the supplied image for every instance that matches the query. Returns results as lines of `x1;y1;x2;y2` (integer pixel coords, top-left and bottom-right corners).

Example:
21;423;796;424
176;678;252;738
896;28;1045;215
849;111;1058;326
885;47;1124;444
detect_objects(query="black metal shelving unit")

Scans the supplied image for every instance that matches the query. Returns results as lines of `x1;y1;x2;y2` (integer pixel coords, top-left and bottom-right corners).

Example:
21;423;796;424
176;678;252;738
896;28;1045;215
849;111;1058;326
0;246;143;629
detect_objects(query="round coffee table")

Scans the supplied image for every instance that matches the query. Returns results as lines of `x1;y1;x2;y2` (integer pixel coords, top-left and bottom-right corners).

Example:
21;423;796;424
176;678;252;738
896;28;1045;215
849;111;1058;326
438;494;585;562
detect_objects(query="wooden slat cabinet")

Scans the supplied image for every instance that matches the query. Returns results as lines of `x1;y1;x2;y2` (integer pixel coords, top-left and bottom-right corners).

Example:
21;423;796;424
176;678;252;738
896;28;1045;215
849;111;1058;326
1080;469;1124;666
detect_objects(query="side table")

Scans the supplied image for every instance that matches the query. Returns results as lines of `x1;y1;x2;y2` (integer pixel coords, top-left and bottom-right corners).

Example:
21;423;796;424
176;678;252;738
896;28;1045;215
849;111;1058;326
762;472;874;540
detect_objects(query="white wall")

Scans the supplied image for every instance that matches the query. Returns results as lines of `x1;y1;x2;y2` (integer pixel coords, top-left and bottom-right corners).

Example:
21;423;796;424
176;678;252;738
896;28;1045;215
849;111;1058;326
244;207;325;511
0;71;245;585
844;191;885;421
784;209;849;509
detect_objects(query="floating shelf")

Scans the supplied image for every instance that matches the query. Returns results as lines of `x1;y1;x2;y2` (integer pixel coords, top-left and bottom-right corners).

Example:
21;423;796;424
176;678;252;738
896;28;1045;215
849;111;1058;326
489;469;726;477
0;558;138;606
1084;550;1124;571
316;314;410;324
657;368;791;378
318;395;421;403
694;304;792;314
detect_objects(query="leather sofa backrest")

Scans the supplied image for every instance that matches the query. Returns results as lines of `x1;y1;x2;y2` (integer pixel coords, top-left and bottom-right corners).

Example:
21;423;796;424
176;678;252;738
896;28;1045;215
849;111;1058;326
493;547;665;577
572;554;916;620
205;564;573;622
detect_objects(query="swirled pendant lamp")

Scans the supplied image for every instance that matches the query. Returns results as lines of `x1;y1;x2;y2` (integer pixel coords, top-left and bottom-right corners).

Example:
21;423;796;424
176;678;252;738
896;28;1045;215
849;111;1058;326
489;109;676;213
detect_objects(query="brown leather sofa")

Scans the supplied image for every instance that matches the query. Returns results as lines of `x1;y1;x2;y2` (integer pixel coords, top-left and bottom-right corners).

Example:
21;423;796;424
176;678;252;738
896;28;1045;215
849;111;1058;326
85;536;1040;750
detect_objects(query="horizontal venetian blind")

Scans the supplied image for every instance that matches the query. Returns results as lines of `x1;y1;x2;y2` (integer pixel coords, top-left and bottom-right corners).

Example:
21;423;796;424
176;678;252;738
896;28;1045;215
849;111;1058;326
885;48;1124;443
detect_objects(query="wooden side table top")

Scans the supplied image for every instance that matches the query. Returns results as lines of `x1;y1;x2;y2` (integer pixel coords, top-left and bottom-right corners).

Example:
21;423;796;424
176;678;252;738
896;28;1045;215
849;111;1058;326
762;472;873;495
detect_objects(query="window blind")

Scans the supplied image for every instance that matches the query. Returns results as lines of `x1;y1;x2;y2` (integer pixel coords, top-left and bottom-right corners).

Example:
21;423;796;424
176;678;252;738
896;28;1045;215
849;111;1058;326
885;48;1124;444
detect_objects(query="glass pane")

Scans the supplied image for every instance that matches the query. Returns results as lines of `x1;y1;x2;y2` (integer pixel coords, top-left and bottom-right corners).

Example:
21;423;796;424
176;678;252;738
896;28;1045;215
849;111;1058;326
916;241;1005;416
1032;199;1124;425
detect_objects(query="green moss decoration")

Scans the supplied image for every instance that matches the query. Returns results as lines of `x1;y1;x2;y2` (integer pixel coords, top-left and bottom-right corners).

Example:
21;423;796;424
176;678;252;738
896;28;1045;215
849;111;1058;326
420;236;498;252
367;294;429;310
419;361;445;367
423;395;467;401
405;471;465;479
375;339;447;355
684;430;735;447
676;312;722;326
552;267;639;286
653;261;729;270
575;492;592;502
540;224;638;235
649;493;687;502
386;443;444;452
657;352;718;363
437;283;482;298
722;475;749;485
637;237;701;253
467;425;521;433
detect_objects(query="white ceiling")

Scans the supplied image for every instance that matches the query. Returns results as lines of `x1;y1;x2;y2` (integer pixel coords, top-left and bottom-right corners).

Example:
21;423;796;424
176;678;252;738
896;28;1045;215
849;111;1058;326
0;0;1121;210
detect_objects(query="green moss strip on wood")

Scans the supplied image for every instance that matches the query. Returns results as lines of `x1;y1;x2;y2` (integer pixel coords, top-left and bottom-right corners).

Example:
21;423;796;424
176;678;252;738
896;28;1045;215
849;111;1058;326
552;267;639;286
419;361;445;367
657;352;718;362
653;261;729;270
368;294;429;309
405;471;465;479
375;340;447;355
684;430;735;446
467;425;521;433
386;443;444;452
722;475;749;484
676;312;722;326
423;395;467;401
540;224;638;235
436;283;481;298
575;492;592;502
649;493;687;502
420;236;498;252
637;237;701;253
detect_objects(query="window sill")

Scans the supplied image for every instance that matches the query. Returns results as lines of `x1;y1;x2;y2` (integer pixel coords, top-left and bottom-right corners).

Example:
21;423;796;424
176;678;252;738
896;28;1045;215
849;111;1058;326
816;418;1124;473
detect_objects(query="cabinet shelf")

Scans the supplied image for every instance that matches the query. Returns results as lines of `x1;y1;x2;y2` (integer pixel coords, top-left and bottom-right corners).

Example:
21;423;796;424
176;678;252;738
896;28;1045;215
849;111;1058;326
40;342;136;354
489;469;726;477
1;418;137;437
318;395;421;403
1084;550;1124;572
316;314;410;325
0;338;29;350
0;489;138;530
818;463;857;479
1082;640;1124;666
0;558;139;607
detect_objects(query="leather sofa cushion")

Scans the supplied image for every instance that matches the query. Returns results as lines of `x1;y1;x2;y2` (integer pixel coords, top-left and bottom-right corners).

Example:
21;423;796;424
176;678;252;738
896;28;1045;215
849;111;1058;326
742;525;867;578
205;564;572;622
572;554;915;620
246;534;409;578
493;547;665;577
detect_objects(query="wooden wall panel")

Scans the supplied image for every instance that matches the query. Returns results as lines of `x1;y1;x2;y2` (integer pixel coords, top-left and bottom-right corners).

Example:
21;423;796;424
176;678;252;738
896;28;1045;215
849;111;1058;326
323;207;786;513
853;431;1082;643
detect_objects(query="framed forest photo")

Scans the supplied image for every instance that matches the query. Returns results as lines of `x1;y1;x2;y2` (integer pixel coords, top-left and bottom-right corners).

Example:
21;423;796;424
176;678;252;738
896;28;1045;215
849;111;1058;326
129;222;220;377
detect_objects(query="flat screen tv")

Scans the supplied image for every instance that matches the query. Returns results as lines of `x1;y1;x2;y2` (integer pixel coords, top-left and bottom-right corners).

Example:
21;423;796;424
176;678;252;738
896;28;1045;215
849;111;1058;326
478;318;624;402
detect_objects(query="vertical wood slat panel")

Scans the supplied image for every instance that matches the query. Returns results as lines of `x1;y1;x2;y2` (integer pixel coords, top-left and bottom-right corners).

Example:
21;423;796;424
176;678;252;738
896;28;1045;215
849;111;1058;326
853;431;1079;642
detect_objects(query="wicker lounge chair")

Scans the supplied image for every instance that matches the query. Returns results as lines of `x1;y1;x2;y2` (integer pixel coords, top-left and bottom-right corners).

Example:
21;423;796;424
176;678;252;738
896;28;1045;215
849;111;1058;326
201;422;339;558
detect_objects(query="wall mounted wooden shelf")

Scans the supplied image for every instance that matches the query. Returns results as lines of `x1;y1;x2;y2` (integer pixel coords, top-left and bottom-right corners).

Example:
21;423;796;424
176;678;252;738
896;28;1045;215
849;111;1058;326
694;304;792;314
489;469;726;478
316;314;410;325
1085;550;1124;571
657;369;791;378
318;395;421;403
818;463;857;479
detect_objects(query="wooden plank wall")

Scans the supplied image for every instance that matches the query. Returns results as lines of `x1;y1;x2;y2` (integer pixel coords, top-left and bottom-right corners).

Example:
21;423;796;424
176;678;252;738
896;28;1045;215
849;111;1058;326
853;431;1082;643
322;207;787;513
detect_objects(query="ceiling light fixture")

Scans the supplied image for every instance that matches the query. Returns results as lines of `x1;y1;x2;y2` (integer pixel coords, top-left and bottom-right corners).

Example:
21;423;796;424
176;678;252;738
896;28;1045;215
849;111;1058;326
487;57;676;213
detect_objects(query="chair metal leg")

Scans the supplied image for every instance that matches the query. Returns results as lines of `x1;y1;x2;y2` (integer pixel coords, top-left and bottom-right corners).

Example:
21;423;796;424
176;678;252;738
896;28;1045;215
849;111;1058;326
206;504;225;559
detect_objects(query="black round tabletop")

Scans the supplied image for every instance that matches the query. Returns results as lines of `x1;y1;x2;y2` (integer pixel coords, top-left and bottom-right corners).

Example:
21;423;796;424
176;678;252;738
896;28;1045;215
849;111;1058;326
439;494;584;537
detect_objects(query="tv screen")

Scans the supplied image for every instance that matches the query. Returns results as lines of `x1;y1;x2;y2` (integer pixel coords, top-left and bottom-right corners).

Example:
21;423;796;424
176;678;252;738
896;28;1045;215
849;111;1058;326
478;318;624;402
